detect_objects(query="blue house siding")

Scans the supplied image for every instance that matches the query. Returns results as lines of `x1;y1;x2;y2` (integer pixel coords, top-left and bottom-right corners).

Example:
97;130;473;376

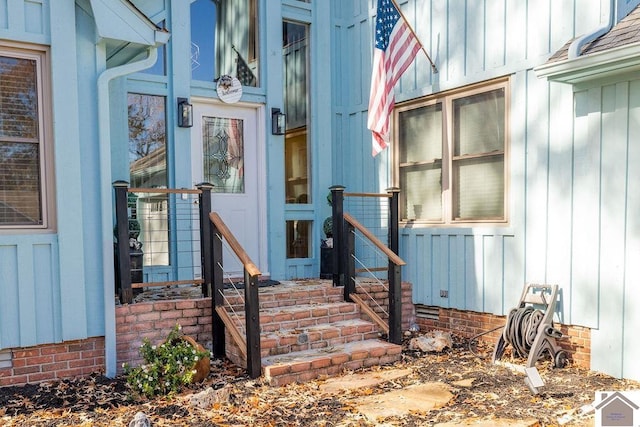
0;235;60;348
333;0;640;381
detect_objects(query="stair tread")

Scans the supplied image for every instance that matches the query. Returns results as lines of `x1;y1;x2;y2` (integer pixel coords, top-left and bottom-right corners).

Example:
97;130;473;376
234;301;355;314
262;339;401;367
264;318;375;335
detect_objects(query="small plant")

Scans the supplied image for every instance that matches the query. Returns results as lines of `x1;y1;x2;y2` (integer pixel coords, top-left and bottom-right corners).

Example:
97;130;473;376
123;324;210;399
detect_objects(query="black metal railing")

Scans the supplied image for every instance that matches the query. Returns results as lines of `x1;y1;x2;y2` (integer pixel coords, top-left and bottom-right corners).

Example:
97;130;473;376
207;211;261;379
113;181;261;378
329;185;406;344
113;182;210;303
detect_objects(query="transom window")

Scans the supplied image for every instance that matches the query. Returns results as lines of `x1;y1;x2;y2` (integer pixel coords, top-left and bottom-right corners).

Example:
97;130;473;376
0;45;52;229
395;78;509;225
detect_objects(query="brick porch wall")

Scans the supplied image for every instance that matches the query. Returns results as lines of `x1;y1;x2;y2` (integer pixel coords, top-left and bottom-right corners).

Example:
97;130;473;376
0;338;105;387
115;298;212;374
355;281;415;332
415;306;591;369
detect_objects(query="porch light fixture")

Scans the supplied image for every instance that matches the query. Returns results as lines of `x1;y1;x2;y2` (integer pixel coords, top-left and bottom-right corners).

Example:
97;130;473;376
271;108;286;135
177;97;193;128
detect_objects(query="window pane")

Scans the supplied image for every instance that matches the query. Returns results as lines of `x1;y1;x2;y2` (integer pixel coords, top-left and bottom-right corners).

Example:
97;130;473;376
191;0;216;82
202;117;245;193
0;142;41;224
284;21;310;204
0;54;42;226
209;0;260;87
454;156;504;219
128;94;167;188
287;220;311;258
453;88;504;156
400;165;442;220
399;103;442;163
0;56;38;139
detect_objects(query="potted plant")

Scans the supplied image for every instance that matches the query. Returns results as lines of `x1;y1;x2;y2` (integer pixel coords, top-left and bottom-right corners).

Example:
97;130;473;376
123;324;210;399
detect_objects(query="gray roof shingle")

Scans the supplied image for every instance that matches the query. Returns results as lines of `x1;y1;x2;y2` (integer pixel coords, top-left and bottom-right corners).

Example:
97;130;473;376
547;4;640;63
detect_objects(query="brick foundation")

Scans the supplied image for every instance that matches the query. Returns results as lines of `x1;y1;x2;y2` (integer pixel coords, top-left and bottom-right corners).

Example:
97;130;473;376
0;337;105;387
415;306;591;368
0;282;591;387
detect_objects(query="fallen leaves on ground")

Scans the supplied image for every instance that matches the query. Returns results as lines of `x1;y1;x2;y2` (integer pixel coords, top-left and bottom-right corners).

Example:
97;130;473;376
0;335;637;426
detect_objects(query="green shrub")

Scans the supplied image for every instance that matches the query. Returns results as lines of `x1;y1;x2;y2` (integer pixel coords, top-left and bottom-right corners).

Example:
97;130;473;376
123;324;210;399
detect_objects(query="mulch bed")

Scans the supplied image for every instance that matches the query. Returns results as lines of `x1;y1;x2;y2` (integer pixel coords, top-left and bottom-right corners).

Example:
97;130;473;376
1;334;637;426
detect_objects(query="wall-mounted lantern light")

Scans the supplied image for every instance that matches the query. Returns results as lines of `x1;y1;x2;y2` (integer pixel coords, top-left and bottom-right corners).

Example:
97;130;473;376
177;97;193;128
271;108;286;135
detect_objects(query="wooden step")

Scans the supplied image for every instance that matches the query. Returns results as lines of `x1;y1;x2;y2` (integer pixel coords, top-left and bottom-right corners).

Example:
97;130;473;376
261;339;403;386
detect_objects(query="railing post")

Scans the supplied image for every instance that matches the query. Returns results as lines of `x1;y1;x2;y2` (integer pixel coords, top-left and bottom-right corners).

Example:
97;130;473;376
244;271;261;378
387;187;402;344
345;222;356;302
211;220;226;358
113;181;133;304
197;183;214;297
330;185;345;288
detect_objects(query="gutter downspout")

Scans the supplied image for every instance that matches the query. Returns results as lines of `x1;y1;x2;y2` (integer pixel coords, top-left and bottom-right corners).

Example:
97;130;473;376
568;0;615;59
98;47;158;378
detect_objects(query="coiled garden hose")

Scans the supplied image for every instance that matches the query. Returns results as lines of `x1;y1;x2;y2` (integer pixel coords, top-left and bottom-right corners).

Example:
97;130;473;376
503;306;544;357
468;306;545;358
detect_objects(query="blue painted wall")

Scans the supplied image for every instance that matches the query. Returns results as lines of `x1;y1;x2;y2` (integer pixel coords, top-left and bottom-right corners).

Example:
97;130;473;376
332;0;640;381
1;0;639;383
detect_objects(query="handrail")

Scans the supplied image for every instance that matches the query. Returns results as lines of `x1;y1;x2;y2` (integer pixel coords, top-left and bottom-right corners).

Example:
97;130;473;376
331;185;405;344
343;213;405;267
350;293;390;334
209;212;261;277
215;306;247;359
208;211;262;379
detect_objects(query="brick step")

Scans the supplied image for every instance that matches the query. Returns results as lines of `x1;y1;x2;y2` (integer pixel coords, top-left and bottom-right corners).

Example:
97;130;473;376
260;318;381;357
261;339;403;386
230;302;362;333
222;280;343;311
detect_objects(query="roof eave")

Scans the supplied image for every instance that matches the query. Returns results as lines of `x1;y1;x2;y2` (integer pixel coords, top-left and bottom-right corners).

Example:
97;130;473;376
89;0;169;47
535;42;640;84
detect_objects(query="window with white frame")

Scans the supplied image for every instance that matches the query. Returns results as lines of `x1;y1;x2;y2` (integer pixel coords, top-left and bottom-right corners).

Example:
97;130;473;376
395;78;509;225
0;45;52;229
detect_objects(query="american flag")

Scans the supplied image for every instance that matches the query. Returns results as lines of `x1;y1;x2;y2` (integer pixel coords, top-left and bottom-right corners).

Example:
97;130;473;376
236;51;256;87
367;0;421;156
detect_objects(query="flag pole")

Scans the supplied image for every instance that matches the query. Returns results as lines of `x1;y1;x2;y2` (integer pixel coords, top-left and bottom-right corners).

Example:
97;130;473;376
390;0;438;73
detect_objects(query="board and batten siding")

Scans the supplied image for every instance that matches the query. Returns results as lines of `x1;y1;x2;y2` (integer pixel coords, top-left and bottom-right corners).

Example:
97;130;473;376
0;1;101;350
333;0;640;380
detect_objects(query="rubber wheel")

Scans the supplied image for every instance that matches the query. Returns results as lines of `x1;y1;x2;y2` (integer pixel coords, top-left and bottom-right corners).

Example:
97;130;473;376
554;351;568;368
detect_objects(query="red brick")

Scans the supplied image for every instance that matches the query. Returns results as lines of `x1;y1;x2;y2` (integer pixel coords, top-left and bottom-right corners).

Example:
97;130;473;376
68;341;96;352
28;371;56;382
13;366;41;375
264;364;290;377
176;301;197;309
13;349;40;358
41;362;69;372
54;351;81;362
0;375;28;386
40;346;68;356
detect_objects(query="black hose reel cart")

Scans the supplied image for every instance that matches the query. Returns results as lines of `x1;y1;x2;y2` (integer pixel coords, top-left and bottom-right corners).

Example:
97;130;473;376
492;284;568;394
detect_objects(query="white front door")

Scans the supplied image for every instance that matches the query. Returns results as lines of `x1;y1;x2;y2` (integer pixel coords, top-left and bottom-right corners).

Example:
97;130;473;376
191;100;267;278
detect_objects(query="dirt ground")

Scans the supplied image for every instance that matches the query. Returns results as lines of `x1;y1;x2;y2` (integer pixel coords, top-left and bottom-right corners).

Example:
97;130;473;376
0;335;637;426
